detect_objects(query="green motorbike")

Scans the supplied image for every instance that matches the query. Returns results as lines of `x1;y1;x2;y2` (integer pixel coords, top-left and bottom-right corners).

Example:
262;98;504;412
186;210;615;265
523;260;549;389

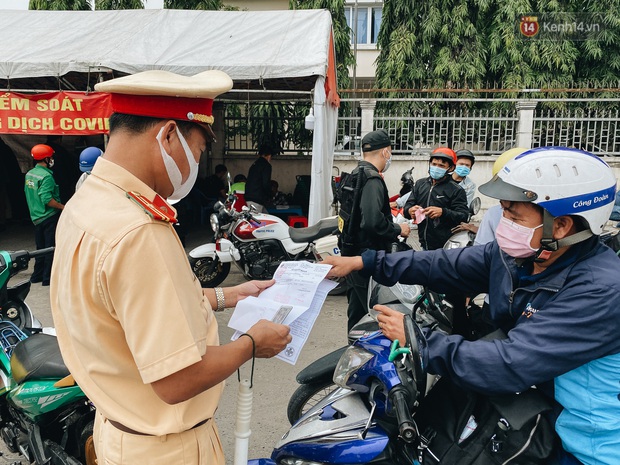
0;249;96;465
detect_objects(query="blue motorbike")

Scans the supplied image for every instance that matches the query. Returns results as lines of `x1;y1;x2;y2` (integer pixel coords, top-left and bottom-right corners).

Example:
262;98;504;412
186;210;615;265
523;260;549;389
250;310;428;465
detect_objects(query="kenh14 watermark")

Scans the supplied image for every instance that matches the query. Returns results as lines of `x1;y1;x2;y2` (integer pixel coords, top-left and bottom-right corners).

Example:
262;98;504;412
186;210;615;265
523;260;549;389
517;13;605;41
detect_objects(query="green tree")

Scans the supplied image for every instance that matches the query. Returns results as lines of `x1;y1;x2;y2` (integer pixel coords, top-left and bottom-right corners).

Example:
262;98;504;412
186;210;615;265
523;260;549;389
570;1;620;84
95;0;143;7
376;0;488;90
376;0;620;93
164;0;224;8
289;0;354;91
29;0;92;9
249;102;289;153
487;3;579;90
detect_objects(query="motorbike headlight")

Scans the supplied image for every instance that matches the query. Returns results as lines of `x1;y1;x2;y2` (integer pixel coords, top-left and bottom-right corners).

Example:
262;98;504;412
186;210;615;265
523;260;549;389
333;345;374;389
279;459;323;465
209;213;220;233
443;240;462;250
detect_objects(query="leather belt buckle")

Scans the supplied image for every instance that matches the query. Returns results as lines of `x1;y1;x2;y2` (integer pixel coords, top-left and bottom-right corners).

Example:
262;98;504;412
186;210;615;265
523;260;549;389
108;417;210;436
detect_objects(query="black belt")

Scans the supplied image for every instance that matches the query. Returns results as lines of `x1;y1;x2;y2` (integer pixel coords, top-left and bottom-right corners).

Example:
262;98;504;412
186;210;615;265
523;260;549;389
108;417;210;436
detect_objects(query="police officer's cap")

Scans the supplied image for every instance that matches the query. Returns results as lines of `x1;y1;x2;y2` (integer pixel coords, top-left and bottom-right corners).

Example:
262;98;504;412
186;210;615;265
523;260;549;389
94;70;233;138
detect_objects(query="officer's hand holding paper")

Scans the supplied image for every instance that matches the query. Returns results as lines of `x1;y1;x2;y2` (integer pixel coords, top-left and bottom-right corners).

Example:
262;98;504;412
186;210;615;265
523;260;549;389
228;261;337;364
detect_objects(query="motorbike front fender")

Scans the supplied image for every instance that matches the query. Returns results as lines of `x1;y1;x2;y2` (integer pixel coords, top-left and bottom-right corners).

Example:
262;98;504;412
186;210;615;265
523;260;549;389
248;460;275;465
7;280;31;303
188;240;240;262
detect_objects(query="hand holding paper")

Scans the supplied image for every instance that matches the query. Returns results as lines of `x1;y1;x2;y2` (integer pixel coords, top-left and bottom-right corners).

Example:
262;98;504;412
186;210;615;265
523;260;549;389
243;320;292;358
414;208;426;224
228;261;337;364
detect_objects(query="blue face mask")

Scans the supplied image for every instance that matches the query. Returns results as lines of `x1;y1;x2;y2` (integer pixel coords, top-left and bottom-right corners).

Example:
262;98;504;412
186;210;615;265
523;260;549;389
429;166;448;180
455;165;471;177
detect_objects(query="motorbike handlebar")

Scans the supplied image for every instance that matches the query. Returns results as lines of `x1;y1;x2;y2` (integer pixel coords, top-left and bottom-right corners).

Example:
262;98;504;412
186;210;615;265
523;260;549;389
5;247;55;275
28;247;55;259
389;385;417;444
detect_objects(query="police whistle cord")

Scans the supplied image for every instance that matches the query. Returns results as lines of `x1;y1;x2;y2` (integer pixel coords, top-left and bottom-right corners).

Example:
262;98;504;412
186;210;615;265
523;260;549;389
237;333;255;388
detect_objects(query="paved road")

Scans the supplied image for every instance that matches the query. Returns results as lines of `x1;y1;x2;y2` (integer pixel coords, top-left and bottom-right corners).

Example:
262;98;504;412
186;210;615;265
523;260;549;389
1;221;349;463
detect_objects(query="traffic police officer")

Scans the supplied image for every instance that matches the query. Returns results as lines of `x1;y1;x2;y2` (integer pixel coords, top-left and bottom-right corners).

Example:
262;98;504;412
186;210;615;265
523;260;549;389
50;70;292;465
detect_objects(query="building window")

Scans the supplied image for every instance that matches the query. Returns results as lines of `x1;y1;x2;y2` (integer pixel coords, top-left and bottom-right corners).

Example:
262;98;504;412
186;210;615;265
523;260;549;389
345;5;382;45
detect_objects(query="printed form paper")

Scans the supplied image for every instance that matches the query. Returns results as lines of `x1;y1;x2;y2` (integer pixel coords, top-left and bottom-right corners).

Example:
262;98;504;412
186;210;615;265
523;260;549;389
228;261;338;365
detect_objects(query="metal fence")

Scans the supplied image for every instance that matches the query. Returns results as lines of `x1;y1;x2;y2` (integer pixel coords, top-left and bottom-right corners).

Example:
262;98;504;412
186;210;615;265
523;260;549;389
223;101;312;156
532;108;620;155
223;98;620;157
372;107;518;155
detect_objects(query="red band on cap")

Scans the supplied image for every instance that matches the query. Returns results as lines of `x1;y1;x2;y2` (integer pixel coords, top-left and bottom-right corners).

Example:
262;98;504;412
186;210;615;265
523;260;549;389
109;94;214;122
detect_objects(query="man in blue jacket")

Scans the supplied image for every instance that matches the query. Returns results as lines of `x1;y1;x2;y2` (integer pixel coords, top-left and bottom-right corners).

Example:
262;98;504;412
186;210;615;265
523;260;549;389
324;147;620;465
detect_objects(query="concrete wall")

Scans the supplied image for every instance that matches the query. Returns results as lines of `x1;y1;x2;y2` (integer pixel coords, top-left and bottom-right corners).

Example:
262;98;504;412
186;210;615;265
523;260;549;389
350;48;380;82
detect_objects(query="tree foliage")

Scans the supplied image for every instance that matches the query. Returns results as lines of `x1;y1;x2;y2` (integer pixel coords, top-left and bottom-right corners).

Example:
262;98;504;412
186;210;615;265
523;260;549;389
95;0;143;8
376;0;620;91
29;0;92;9
164;0;226;9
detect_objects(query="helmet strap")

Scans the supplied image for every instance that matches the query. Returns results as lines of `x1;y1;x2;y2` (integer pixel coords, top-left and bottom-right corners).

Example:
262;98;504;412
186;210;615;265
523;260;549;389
534;210;593;262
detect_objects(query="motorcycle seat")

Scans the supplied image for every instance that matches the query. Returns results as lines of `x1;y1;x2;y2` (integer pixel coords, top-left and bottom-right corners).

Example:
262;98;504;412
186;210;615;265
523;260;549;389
11;333;70;384
289;216;338;243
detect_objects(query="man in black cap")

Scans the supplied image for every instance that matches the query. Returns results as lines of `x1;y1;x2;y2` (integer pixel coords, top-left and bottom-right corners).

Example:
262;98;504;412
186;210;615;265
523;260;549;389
337;128;410;331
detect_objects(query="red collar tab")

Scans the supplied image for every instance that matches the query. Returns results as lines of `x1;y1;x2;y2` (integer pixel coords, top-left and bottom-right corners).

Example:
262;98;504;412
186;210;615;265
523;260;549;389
126;191;177;224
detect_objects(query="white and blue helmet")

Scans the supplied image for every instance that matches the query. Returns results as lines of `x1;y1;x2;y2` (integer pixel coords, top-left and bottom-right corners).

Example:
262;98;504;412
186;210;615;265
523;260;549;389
79;147;103;173
479;147;617;235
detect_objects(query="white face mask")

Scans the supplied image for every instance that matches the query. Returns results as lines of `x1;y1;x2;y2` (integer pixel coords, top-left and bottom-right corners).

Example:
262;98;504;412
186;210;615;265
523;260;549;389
382;148;392;173
156;126;199;203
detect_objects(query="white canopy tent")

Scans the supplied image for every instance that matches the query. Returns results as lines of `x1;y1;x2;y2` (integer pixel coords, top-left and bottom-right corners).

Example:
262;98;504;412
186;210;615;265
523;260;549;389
0;8;339;224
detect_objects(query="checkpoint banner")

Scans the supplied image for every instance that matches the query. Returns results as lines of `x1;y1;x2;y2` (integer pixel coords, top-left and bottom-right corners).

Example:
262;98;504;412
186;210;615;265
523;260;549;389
0;91;112;135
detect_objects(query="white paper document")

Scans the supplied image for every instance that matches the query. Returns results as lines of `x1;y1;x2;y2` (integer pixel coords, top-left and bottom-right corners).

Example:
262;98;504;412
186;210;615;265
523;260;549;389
228;261;338;365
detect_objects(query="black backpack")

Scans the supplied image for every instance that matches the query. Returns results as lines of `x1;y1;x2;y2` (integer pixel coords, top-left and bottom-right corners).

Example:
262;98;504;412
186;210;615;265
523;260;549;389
336;170;358;256
413;377;556;465
337;167;384;256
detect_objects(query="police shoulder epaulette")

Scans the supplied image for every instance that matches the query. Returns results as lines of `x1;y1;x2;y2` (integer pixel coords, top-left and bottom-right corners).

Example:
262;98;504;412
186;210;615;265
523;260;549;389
126;191;177;224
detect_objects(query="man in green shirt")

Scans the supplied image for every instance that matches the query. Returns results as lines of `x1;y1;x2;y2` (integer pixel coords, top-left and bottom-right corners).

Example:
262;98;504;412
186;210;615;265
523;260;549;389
24;144;64;286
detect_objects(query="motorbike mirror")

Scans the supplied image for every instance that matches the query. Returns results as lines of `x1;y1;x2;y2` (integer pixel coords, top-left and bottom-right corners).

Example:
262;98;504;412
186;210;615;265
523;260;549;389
367;278;421;320
469;197;481;216
403;314;427;399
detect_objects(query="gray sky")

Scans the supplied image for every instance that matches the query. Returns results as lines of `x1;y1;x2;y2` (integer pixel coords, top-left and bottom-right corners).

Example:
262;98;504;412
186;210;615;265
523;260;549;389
1;0;164;9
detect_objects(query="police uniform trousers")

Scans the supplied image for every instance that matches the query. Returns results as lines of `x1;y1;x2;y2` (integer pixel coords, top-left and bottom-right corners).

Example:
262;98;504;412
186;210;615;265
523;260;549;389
94;410;225;465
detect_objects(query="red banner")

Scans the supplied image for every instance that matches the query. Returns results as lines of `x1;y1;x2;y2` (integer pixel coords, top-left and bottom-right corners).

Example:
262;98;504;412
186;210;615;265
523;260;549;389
0;91;112;135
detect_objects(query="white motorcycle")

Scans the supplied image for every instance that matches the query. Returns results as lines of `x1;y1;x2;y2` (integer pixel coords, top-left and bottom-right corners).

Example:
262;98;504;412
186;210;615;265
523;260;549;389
188;199;347;294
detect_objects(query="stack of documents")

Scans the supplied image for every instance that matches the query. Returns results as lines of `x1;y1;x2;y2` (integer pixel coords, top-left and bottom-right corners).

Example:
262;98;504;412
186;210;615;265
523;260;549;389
228;261;338;365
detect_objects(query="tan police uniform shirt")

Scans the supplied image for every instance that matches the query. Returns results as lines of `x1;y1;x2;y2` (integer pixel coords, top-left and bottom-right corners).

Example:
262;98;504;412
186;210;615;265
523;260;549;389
50;157;223;436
